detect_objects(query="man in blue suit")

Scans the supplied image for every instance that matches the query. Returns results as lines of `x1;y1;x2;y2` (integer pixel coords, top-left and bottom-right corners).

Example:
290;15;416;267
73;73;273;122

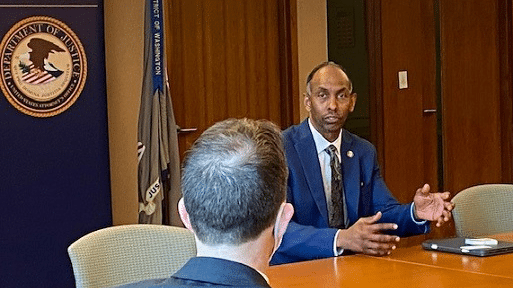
271;62;454;265
121;119;294;287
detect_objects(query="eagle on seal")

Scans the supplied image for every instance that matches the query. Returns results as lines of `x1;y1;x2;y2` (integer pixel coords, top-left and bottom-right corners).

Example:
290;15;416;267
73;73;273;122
27;38;65;76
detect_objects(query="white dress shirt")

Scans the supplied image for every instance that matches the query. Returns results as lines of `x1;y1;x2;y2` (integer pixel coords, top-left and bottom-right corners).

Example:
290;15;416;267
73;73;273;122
307;119;426;256
307;119;345;255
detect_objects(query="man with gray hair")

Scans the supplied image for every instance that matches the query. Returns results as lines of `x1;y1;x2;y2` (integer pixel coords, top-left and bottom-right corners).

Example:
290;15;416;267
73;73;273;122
122;118;294;287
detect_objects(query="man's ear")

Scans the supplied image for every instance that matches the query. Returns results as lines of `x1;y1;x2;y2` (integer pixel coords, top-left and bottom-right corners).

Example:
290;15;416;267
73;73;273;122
178;198;193;232
275;203;294;239
304;93;311;112
349;93;357;113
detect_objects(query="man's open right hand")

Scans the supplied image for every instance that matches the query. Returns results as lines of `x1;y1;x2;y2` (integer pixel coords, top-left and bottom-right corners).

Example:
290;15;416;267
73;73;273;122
336;212;400;256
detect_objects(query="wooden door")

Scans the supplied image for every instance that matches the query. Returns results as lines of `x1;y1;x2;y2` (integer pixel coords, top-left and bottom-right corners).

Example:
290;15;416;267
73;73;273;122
378;0;439;246
379;0;438;202
440;0;504;193
165;0;299;159
368;0;513;244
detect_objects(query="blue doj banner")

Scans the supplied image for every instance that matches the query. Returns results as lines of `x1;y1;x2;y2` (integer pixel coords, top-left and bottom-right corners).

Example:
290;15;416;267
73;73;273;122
0;1;111;287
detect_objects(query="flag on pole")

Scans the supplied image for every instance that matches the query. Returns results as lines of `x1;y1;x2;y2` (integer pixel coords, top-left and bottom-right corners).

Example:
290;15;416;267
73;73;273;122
137;0;181;225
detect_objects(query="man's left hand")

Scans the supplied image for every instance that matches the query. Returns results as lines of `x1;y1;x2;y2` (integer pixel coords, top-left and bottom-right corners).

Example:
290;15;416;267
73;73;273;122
413;184;455;227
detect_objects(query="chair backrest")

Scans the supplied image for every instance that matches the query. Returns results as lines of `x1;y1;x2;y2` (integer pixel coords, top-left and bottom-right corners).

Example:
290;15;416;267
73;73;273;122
452;184;513;237
68;224;196;288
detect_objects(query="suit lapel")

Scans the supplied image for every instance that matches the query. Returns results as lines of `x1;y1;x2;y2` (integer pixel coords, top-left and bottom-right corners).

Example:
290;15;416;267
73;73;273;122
295;121;330;224
340;130;360;224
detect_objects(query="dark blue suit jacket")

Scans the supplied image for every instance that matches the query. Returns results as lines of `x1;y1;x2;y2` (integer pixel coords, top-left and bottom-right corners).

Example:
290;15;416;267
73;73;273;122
271;120;429;265
118;257;271;288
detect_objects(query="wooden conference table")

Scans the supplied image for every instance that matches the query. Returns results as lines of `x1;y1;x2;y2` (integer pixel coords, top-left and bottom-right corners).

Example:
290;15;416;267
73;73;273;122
267;233;513;287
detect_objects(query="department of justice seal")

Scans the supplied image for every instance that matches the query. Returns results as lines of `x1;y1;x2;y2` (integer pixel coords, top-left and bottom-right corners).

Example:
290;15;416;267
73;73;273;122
0;16;87;117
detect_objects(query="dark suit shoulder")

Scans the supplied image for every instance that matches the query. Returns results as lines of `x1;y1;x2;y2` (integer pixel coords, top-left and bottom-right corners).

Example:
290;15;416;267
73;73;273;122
117;277;264;288
116;257;270;288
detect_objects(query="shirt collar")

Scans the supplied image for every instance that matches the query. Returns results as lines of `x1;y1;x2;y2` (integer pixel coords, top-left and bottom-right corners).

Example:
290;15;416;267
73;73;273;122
308;118;342;155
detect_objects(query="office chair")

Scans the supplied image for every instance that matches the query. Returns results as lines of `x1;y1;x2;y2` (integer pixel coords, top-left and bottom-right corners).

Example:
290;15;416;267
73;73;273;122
68;224;196;288
452;184;513;238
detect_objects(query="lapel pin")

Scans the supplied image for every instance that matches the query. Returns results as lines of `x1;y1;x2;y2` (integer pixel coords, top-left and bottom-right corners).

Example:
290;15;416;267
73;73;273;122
347;150;354;158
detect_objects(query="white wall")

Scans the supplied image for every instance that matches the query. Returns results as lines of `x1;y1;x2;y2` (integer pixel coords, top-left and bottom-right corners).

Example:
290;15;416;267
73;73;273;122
104;0;142;224
296;0;328;121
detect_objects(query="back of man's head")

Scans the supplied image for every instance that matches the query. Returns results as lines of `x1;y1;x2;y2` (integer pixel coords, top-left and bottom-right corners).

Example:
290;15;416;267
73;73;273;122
181;118;287;245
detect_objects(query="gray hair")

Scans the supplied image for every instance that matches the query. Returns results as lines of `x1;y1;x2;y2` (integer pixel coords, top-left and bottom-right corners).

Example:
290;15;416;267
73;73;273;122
181;118;287;245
